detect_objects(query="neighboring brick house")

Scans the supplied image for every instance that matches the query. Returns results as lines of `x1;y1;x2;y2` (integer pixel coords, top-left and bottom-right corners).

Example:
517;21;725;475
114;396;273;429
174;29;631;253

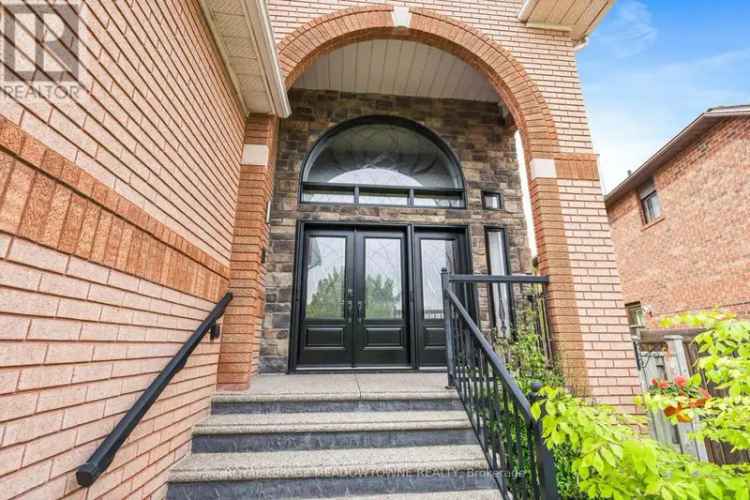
0;1;639;498
605;106;750;331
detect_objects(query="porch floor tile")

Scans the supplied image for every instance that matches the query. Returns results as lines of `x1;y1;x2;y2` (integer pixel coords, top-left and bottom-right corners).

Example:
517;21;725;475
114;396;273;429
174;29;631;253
222;373;452;399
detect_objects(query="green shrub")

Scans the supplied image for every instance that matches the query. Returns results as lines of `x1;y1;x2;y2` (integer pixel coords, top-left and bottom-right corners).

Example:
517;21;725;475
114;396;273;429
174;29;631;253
531;311;750;499
643;311;750;450
494;309;579;498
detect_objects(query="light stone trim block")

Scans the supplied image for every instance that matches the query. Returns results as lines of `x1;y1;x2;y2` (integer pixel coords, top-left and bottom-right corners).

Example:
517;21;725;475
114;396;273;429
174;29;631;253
241;144;271;165
530;158;557;179
392;6;412;28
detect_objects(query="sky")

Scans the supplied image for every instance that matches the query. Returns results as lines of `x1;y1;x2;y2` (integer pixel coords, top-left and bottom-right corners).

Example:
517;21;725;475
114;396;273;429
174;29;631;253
577;0;750;193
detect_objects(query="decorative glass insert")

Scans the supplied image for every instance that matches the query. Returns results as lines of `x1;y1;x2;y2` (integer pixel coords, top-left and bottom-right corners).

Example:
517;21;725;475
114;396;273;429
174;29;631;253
364;238;403;319
305;237;346;318
420;239;455;320
301;116;465;208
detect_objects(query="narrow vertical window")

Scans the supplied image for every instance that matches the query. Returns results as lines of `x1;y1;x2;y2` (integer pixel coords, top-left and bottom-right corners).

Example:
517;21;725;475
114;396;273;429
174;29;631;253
486;228;511;338
639;179;662;224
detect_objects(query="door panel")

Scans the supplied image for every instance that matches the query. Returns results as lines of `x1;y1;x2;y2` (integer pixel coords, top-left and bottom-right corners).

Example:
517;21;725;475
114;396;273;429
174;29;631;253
297;231;354;366
353;231;409;366
362;327;405;346
414;231;466;366
303;327;345;347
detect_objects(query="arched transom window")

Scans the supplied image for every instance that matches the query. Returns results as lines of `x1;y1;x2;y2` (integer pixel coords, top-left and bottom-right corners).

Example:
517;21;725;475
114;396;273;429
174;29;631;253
301;116;465;208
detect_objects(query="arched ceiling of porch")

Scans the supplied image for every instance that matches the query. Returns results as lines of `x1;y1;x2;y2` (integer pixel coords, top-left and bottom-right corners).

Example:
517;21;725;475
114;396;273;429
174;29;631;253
292;40;500;104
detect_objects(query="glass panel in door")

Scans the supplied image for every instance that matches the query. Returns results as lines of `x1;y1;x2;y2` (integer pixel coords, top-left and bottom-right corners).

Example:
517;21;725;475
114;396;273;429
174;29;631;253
415;232;463;366
420;240;455;321
365;238;403;320
305;237;347;319
354;232;409;366
298;232;353;367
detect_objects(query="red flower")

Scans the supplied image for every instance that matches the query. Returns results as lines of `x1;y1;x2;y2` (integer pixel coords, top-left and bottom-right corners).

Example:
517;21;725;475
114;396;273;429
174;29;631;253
699;387;711;399
674;375;688;388
657;379;670;389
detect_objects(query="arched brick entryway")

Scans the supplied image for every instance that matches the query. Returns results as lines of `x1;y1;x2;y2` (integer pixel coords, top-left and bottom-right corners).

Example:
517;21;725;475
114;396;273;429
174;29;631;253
222;4;642;407
277;5;559;161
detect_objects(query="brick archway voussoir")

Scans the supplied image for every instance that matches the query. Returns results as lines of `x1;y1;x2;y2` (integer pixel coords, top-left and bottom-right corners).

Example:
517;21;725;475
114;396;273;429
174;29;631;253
277;4;560;159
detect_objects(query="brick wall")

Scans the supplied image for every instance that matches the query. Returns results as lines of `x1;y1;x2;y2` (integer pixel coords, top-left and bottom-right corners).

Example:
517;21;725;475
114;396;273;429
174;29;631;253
0;237;219;499
262;88;529;371
0;1;241;497
218;115;279;388
608;117;750;323
0;118;228;500
267;0;593;153
1;0;244;265
533;178;639;406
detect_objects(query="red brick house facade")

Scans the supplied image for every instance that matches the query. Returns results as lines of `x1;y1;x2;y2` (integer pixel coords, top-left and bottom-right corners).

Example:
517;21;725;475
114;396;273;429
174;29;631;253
606;107;750;328
0;1;638;498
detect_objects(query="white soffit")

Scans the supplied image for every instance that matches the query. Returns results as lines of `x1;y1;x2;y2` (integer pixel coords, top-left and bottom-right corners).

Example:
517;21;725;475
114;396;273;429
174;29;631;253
201;0;290;117
293;40;500;103
518;0;615;41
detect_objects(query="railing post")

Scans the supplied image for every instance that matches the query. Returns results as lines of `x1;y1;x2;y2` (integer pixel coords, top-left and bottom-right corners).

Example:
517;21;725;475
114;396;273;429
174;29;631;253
442;268;455;388
529;381;560;500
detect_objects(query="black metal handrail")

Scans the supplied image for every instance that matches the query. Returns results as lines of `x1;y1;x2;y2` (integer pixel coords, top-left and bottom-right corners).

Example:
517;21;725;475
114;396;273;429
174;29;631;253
76;292;233;487
441;272;559;499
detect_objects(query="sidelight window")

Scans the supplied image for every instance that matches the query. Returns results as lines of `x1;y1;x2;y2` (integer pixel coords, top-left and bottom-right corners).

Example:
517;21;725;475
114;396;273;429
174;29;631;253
486;228;511;338
301;116;465;208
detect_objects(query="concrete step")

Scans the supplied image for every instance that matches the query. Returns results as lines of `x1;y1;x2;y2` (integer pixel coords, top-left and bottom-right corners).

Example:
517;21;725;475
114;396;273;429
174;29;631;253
167;445;497;499
192;411;476;453
327;492;502;499
211;392;464;415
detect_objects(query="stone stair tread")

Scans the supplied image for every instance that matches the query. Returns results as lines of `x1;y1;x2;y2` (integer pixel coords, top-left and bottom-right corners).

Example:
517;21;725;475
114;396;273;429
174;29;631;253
212;390;459;403
195;411;472;434
169;445;488;482
327;491;501;499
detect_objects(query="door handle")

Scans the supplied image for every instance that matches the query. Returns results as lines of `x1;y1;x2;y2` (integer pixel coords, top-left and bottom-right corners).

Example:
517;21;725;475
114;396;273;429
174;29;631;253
357;301;364;323
344;300;352;320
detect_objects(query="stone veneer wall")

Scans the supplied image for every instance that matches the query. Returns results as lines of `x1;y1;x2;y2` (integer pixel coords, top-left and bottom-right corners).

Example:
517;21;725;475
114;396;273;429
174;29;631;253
261;89;530;372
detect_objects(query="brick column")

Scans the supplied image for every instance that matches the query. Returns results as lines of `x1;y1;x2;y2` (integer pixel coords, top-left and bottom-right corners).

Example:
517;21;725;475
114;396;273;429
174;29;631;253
529;154;641;411
217;114;278;390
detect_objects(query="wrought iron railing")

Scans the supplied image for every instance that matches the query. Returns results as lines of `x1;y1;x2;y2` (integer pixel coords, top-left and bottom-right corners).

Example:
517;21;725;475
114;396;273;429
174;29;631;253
76;292;233;487
441;272;559;499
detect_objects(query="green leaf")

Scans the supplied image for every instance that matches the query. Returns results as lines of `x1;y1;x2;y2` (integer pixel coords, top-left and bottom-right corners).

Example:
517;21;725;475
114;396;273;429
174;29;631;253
645;480;661;495
705;479;722;499
600;447;617;467
531;402;541;420
592;452;605;474
587;483;598;497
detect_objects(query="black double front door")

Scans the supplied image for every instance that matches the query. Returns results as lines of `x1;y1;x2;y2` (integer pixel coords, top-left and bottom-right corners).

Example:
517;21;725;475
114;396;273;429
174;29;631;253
295;226;466;369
